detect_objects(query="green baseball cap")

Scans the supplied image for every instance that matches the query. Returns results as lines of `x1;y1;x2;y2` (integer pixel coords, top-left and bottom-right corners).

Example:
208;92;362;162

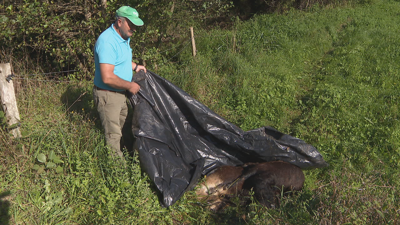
116;6;144;26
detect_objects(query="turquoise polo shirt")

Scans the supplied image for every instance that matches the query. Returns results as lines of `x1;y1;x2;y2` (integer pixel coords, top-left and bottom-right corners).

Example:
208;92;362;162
94;24;133;91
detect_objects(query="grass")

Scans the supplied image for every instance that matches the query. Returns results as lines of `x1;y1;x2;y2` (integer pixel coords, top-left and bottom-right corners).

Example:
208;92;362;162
1;0;400;224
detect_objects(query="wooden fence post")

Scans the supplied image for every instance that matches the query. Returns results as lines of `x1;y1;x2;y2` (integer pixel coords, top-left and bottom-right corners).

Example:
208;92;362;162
0;63;21;138
190;27;197;57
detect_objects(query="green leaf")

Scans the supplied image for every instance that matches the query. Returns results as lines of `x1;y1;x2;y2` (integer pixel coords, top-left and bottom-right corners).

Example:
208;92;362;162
37;166;45;174
37;153;47;163
49;151;55;160
32;164;41;170
121;181;131;188
56;166;63;173
53;156;64;164
46;162;56;168
376;209;385;219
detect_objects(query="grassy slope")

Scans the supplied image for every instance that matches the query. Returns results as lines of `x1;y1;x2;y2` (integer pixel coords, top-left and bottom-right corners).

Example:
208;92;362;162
1;0;400;224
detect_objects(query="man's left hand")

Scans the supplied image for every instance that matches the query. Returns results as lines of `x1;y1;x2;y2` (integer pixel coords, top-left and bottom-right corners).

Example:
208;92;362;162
135;65;147;73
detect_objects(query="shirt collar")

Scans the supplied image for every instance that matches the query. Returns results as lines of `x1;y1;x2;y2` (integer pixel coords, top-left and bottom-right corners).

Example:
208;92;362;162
111;24;130;44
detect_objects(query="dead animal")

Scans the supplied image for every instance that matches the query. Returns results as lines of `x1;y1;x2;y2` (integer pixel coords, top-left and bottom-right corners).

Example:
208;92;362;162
196;161;305;211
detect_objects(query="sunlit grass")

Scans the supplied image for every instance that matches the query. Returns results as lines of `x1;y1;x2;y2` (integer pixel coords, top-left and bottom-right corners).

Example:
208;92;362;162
1;0;400;224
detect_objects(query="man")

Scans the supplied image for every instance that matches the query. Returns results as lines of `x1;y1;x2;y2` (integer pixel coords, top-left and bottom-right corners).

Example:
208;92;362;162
93;6;147;159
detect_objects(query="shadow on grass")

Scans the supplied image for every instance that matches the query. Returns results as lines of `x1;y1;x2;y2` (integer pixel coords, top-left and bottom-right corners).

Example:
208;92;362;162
210;210;246;224
60;84;101;130
280;190;321;220
0;191;11;225
60;84;136;154
194;189;322;225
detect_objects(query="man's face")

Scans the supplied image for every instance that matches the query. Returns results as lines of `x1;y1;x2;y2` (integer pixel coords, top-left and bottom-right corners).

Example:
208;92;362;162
118;17;136;40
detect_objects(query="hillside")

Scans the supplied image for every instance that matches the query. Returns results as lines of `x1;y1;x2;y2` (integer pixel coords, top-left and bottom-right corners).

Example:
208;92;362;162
1;0;399;224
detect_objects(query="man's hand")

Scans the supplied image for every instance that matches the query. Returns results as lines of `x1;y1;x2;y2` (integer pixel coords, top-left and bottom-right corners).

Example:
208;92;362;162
135;65;147;73
133;62;147;73
128;82;140;94
100;63;141;93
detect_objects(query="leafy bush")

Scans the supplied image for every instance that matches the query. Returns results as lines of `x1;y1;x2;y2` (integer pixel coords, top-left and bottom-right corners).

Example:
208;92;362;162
0;0;235;79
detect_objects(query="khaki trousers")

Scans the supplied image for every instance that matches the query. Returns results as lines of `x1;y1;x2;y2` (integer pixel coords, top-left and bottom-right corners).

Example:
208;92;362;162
93;87;128;158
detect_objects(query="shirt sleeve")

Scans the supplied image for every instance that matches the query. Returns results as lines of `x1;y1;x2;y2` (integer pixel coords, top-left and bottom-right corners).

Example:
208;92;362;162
95;39;117;65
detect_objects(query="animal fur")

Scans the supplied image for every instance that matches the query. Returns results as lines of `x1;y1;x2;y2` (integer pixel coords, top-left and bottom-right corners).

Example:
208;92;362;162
196;161;305;211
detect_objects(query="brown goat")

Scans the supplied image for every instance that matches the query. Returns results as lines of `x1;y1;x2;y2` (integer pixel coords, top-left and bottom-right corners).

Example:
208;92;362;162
196;161;305;211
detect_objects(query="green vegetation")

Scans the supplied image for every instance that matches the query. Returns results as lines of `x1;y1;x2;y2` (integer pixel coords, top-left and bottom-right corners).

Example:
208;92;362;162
1;0;400;224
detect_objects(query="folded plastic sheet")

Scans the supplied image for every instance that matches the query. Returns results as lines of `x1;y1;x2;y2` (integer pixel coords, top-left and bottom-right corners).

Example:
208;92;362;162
128;71;328;207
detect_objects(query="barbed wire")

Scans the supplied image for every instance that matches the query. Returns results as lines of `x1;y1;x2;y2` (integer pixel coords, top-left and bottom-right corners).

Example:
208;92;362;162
164;40;193;64
156;33;233;55
17;70;78;77
9;69;78;83
12;77;73;83
8;33;236;83
156;38;191;55
155;33;234;67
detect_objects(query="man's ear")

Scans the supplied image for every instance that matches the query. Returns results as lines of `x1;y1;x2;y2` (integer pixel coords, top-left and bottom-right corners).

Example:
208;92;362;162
116;18;123;27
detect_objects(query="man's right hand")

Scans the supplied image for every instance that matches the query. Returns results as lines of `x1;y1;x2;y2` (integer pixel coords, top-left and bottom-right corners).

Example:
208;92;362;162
100;63;141;94
129;82;140;94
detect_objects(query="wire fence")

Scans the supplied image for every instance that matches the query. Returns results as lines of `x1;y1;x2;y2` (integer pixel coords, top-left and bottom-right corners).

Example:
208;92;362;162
1;31;237;139
5;32;236;84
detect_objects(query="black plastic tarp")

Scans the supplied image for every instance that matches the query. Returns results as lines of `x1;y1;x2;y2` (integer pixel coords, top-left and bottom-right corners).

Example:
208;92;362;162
128;71;327;207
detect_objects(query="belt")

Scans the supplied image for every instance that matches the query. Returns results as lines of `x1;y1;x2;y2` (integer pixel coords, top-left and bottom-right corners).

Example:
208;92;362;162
94;86;126;94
